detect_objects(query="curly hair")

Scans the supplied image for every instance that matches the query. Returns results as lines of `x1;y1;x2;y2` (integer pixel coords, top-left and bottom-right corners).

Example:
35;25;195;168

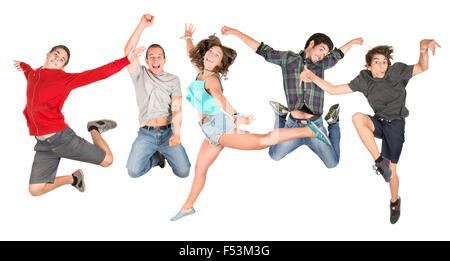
189;35;237;79
366;45;394;67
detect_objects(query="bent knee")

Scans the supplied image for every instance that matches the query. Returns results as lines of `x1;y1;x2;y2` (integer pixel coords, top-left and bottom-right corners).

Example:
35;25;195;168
174;166;190;178
29;184;45;197
268;149;284;161
127;167;145;178
100;154;114;168
324;159;339;169
351;112;367;125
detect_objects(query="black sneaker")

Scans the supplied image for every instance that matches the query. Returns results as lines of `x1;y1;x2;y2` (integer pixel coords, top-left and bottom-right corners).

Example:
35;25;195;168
87;119;117;134
325;104;340;125
155;151;166;168
71;169;85;192
372;156;392;182
269;101;289;117
390;197;401;224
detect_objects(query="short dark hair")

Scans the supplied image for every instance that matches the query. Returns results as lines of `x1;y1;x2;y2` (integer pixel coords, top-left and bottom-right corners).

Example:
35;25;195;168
304;33;334;51
146;44;166;59
365;45;394;67
189;35;237;79
49;45;70;66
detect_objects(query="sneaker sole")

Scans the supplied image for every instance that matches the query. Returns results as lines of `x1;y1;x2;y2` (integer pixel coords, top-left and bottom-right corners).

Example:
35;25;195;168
87;119;117;134
269;101;289;116
325;104;340;124
75;169;86;192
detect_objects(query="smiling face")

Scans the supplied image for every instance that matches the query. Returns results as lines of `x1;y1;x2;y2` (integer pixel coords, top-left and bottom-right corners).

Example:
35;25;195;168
44;48;69;70
203;45;223;71
306;42;330;63
367;54;389;78
145;47;166;75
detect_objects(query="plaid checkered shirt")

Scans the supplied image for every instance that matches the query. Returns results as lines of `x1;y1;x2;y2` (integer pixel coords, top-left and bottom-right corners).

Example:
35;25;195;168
256;42;344;115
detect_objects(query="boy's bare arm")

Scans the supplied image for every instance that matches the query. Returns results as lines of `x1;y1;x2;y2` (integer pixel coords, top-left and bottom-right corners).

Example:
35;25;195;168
413;39;441;77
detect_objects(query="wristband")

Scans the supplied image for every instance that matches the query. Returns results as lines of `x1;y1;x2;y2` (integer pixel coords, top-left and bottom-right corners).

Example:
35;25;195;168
185;36;192;40
232;112;243;119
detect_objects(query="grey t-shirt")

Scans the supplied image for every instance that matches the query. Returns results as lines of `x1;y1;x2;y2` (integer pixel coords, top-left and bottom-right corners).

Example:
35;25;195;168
349;62;414;120
130;65;182;126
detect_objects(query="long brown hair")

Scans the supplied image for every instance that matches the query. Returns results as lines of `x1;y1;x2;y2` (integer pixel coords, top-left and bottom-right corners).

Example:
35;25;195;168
189;35;237;79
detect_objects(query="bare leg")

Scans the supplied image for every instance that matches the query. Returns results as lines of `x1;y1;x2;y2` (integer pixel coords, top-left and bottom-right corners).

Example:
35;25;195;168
28;175;73;196
389;163;399;202
181;139;224;212
352;112;380;160
218;126;316;150
176;125;316;214
90;130;113;167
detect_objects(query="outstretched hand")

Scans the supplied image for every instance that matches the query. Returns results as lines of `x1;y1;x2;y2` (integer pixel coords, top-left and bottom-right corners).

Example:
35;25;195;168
235;114;256;126
127;46;146;62
13;60;23;71
420;39;441;55
140;14;154;28
180;23;195;40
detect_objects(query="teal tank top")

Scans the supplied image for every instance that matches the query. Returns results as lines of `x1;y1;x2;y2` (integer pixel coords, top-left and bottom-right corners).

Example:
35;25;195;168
186;73;223;115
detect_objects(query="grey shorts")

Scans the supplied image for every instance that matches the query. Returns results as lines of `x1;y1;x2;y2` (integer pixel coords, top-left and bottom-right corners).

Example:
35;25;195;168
200;112;236;146
30;127;106;184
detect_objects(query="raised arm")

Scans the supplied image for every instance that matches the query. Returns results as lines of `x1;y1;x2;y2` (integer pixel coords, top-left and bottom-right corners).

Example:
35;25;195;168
339;37;364;55
302;65;353;95
124;14;154;74
413;39;441;77
221;26;261;51
180;23;200;72
65;47;144;90
180;24;195;57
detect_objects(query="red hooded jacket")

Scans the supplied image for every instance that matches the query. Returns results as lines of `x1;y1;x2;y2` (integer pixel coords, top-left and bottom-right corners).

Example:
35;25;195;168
20;57;130;136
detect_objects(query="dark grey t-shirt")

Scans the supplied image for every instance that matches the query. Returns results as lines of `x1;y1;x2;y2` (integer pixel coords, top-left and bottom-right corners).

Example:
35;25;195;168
349;62;414;120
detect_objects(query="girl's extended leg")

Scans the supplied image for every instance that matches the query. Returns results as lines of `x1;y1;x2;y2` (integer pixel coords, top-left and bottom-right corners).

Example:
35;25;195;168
218;126;316;150
180;139;224;211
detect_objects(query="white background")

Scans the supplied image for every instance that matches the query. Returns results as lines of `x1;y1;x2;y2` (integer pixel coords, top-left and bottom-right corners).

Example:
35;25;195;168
1;0;448;240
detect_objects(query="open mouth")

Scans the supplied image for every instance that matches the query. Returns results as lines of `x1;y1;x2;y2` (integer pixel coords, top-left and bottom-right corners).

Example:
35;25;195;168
151;64;161;69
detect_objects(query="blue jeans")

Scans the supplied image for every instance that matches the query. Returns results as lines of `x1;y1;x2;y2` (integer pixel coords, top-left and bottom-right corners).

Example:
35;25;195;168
268;115;340;168
126;127;191;178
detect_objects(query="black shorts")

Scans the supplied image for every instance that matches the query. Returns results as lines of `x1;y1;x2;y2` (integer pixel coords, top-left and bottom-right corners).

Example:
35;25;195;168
369;116;405;164
29;127;106;184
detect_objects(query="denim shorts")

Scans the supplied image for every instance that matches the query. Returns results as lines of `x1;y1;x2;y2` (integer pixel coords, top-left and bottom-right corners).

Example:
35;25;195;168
200;112;236;146
30;127;106;184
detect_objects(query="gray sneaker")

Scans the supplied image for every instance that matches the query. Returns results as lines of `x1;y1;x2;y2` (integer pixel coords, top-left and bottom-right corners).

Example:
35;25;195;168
307;121;331;146
325;104;340;125
87;119;117;134
372;156;392;182
72;169;85;192
269;101;289;117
